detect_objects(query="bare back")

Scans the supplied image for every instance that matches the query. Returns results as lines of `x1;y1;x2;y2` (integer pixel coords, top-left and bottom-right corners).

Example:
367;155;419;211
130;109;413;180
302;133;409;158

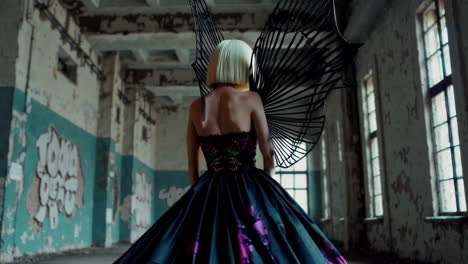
186;85;276;184
193;86;253;136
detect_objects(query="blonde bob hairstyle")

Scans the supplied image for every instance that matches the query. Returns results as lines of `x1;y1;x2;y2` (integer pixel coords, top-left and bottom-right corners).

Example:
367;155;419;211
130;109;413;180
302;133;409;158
206;39;254;89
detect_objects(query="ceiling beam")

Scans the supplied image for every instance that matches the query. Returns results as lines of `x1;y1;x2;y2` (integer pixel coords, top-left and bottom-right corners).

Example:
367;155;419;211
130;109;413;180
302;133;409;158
132;49;151;62
80;3;276;16
204;0;215;7
79;10;269;34
145;0;160;6
85;31;260;51
147;86;200;97
175;49;190;64
148;85;200;105
123;61;189;69
124;68;197;87
80;0;100;9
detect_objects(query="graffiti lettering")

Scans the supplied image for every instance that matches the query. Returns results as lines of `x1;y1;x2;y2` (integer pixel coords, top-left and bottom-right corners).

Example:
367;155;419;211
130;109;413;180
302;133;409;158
33;126;83;229
158;185;190;207
133;171;152;228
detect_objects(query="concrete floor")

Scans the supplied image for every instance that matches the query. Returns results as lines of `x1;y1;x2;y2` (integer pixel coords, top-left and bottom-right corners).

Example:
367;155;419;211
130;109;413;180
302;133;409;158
8;243;405;264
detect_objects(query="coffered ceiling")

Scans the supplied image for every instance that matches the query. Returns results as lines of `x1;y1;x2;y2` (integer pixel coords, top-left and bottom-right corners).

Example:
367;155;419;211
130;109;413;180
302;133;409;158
61;0;350;89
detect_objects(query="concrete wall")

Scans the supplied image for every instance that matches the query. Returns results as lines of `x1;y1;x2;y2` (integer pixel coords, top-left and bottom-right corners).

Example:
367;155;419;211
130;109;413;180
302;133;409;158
0;0;193;261
311;86;366;252
1;1;103;260
316;0;468;263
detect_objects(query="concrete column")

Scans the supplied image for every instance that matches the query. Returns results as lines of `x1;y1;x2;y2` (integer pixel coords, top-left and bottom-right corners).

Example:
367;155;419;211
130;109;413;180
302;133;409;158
340;74;367;251
118;86;137;242
0;1;24;261
307;145;323;223
93;52;120;246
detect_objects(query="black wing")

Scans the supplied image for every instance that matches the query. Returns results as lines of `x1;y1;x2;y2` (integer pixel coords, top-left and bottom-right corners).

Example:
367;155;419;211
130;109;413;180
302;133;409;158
189;0;224;96
250;0;360;168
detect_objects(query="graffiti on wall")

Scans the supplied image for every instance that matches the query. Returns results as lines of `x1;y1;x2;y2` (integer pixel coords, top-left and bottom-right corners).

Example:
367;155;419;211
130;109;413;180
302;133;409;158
133;170;152;228
27;126;84;230
158;185;191;207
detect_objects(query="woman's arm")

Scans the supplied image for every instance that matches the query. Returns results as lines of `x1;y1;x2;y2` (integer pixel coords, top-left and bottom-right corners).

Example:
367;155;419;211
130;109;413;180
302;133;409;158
187;101;201;186
250;92;276;176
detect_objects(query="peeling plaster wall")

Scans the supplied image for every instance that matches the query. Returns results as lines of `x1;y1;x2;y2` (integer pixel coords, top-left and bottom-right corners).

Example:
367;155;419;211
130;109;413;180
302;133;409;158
94;54;161;245
131;89;158;169
0;1;104;261
316;91;348;248
319;84;366;251
155;94;198;171
0;2;24;231
320;0;468;262
2;89;96;261
0;1;120;262
0;0;21;87
0;0;160;260
23;1;101;135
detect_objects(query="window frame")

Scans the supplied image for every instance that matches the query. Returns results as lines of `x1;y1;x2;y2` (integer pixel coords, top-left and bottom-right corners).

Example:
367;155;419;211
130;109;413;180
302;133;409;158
57;48;78;85
272;143;310;214
320;129;331;221
360;70;384;218
418;0;465;215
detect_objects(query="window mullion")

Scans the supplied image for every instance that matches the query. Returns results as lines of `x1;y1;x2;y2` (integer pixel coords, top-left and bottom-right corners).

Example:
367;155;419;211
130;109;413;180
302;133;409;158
429;75;451;97
435;0;447;77
423;0;463;213
371;132;378;216
444;89;460;212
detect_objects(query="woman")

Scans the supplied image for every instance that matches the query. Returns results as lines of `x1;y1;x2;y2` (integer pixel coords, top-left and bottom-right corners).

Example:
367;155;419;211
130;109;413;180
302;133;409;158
114;39;347;264
187;39;275;185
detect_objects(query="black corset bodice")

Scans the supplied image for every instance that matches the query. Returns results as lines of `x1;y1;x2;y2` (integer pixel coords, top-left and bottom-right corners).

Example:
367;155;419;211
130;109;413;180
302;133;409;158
199;131;257;173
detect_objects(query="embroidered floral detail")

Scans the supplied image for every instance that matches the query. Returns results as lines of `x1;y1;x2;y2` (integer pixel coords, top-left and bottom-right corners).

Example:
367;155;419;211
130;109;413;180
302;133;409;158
181;231;203;263
237;224;254;264
236;204;278;263
211;156;223;172
199;132;257;173
319;237;348;264
193;237;200;254
248;205;271;246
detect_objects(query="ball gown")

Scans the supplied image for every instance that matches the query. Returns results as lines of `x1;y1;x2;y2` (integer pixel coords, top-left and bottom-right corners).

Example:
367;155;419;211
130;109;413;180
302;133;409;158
113;130;347;264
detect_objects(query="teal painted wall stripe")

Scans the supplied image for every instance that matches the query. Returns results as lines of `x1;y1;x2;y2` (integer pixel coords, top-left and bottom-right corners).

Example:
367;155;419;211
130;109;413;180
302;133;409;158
119;155;133;241
0;88;191;255
152;170;191;221
2;88;96;254
309;170;322;222
93;137;111;245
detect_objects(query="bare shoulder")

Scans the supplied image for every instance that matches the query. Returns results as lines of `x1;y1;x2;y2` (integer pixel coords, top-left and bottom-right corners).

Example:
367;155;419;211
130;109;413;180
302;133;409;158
189;97;202;117
245;91;262;107
190;97;202;110
243;90;259;100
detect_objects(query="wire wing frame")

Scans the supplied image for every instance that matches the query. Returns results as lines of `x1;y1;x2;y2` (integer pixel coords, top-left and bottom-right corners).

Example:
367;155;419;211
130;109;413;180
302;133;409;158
189;0;224;96
250;0;360;168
